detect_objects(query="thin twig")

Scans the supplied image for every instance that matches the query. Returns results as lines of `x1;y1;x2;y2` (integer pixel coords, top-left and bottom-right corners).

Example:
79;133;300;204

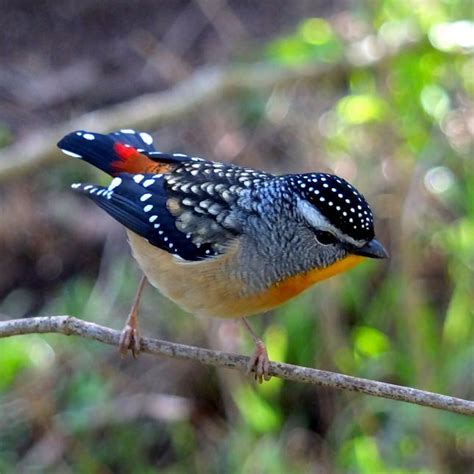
0;34;424;182
0;316;472;417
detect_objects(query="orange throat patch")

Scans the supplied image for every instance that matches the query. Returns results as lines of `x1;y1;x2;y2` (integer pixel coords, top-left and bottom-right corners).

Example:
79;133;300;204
251;254;365;313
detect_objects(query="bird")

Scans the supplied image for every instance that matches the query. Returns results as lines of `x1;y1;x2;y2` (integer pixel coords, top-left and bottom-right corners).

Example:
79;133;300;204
57;129;388;382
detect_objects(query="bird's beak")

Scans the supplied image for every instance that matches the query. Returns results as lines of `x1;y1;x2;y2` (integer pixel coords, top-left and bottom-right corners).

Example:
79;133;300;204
351;238;389;259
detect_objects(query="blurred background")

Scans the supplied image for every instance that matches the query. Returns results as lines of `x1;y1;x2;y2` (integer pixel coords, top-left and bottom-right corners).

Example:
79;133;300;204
0;0;473;472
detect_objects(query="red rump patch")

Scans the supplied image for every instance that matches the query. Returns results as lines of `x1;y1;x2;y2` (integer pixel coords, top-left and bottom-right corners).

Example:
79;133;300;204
114;143;138;160
110;143;171;175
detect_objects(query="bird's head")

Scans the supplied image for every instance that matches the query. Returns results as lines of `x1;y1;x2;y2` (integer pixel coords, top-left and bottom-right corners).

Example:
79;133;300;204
287;173;388;267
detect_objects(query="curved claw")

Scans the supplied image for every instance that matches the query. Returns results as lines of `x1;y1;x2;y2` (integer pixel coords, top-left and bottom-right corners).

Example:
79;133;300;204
119;322;141;358
246;340;272;383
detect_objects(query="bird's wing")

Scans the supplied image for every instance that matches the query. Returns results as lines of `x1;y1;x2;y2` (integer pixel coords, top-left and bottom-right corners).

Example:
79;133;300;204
61;130;273;261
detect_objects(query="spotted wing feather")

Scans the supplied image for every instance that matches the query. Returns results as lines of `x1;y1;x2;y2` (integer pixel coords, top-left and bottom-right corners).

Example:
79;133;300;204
71;174;220;260
161;160;272;252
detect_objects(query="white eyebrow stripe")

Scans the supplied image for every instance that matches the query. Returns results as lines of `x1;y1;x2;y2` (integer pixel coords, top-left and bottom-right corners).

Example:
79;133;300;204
297;197;365;247
297;198;330;229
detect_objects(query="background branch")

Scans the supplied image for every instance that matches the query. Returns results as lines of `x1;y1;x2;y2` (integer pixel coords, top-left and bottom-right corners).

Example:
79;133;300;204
1;316;472;417
0;34;423;182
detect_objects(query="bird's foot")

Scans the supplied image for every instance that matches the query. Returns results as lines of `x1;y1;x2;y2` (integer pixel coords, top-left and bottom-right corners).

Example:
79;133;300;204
119;313;141;358
246;339;271;383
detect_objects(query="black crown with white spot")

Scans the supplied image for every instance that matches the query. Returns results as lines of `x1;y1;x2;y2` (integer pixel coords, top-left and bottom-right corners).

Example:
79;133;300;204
288;173;375;241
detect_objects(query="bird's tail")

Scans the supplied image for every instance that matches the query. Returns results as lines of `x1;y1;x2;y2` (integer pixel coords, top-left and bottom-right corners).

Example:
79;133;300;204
57;129;160;176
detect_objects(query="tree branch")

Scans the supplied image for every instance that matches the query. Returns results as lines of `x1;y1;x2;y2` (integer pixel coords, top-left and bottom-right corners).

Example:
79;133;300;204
0;34;424;182
1;316;472;417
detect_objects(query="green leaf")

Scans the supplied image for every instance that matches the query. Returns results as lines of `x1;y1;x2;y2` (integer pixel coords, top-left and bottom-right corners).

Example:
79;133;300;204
420;84;450;121
298;18;333;45
352;326;390;358
336;94;388;124
234;385;282;433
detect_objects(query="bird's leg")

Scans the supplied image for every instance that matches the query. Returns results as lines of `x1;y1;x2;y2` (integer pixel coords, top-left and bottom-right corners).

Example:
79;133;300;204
241;318;271;383
119;274;147;358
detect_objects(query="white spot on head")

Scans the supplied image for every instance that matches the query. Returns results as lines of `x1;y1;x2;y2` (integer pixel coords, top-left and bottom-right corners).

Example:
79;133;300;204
140;193;152;202
61;149;82;159
139;132;153;145
71;183;82;189
300;183;306;189
323;183;329;188
133;174;144;183
173;153;188;158
108;177;122;191
120;129;135;134
83;133;95;141
144;204;153;212
76;131;83;136
143;179;155;188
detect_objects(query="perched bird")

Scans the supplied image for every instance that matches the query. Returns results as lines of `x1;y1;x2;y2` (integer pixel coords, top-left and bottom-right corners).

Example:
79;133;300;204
58;129;388;382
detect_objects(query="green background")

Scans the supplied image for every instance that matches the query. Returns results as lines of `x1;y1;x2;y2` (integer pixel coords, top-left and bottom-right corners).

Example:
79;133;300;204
0;0;472;472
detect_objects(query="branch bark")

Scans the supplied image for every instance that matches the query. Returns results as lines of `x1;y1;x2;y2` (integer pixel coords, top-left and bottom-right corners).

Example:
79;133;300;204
1;316;472;417
0;34;424;182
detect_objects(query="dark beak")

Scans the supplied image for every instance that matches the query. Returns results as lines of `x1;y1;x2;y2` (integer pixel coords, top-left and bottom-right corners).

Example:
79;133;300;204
351;238;389;259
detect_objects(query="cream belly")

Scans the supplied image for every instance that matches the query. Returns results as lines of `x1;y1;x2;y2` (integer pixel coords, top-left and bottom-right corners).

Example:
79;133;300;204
127;231;257;318
127;232;364;319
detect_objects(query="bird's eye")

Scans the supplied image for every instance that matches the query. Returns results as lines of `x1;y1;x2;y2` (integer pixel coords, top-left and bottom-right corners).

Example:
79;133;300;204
314;230;338;245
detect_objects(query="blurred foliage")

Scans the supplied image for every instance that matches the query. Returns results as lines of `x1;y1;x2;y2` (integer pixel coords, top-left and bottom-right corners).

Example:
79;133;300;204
1;0;473;472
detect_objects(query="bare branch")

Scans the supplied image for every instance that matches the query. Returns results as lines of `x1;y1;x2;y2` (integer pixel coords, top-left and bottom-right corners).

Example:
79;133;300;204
0;34;424;182
0;316;472;416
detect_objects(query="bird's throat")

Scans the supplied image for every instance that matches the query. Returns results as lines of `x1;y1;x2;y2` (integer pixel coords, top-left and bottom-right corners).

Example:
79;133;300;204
264;254;365;306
